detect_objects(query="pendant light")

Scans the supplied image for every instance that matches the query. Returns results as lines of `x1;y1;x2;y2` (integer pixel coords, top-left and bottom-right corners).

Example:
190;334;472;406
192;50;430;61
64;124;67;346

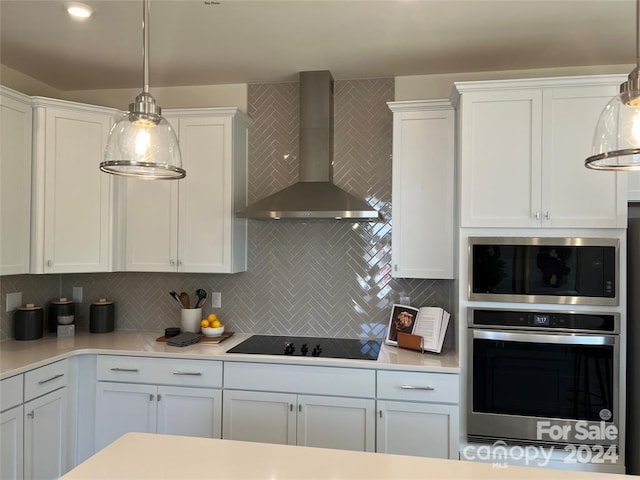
101;0;185;179
585;0;640;171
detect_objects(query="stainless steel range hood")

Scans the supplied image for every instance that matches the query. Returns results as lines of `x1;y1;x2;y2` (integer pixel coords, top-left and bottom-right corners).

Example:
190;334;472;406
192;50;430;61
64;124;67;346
236;71;380;221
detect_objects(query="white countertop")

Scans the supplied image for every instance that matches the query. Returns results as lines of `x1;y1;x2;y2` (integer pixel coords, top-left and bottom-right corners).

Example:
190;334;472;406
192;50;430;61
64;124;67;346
61;432;629;480
0;330;459;379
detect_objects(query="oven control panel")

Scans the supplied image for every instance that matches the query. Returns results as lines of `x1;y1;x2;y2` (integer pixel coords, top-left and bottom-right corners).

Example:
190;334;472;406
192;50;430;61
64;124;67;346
471;309;617;332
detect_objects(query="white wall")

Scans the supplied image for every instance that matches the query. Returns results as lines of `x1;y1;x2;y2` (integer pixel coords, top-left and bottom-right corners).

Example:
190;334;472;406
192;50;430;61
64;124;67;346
62;84;248;112
0;64;62;98
0;63;248;112
394;64;632;101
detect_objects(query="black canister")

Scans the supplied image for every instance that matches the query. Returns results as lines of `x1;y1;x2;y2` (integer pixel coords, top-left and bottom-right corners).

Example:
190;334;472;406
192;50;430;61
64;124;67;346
48;298;75;332
14;304;44;340
90;299;115;333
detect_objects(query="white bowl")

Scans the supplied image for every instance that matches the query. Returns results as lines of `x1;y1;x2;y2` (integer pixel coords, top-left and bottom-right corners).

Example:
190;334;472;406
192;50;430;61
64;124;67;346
201;326;224;337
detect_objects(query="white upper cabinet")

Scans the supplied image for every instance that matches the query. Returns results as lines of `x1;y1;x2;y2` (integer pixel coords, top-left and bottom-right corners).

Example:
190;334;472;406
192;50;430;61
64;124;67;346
389;101;455;279
0;87;32;276
629;173;640;202
455;75;627;228
31;97;115;273
121;108;250;273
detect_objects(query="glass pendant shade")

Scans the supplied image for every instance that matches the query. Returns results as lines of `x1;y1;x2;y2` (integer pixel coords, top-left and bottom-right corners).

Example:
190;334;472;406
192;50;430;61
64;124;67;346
102;108;185;179
585;0;640;171
100;0;185;180
585;90;640;170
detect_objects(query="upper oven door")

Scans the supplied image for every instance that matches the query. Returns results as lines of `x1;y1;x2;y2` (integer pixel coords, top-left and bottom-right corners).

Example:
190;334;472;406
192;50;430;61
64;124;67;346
468;237;619;306
469;329;619;424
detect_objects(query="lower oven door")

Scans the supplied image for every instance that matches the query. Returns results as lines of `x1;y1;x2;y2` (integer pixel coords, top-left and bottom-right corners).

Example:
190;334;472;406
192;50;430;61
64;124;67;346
468;329;619;446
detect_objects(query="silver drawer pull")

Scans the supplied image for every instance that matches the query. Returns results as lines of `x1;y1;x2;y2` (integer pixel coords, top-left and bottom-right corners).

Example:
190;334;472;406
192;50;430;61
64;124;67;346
110;368;139;372
400;384;435;391
172;371;202;376
38;373;64;385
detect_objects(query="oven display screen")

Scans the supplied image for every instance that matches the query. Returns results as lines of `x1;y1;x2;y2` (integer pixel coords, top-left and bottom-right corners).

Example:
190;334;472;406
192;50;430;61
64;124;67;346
533;314;549;326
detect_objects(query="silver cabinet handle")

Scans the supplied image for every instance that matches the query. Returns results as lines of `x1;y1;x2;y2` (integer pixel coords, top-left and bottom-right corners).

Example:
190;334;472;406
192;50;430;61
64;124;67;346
289;404;294;412
110;368;139;372
379;410;383;418
298;404;302;412
38;373;64;385
170;259;176;266
157;394;162;401
149;394;154;401
27;411;34;419
535;211;540;220
400;384;435;391
172;371;202;376
46;260;52;267
545;211;551;220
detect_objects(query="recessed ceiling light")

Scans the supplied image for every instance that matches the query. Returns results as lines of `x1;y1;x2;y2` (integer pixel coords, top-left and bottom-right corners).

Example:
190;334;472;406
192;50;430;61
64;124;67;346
66;2;93;20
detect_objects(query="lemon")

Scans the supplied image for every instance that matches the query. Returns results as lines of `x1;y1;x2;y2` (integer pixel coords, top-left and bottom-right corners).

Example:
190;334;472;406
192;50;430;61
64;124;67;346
200;319;209;328
212;319;222;328
207;313;217;321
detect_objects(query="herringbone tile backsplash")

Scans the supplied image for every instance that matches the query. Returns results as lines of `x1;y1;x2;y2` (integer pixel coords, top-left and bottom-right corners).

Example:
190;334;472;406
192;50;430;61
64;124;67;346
1;78;454;341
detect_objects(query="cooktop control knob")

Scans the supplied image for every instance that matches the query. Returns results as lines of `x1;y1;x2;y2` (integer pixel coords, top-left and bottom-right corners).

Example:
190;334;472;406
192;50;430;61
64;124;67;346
284;342;295;355
301;343;309;356
311;344;322;357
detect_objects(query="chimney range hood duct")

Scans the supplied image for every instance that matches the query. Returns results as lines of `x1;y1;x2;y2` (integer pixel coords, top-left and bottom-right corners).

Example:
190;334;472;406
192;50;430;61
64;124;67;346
236;71;380;221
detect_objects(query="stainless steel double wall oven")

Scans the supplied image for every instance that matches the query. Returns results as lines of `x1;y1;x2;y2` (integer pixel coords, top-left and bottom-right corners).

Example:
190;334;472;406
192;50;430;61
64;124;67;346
467;237;621;448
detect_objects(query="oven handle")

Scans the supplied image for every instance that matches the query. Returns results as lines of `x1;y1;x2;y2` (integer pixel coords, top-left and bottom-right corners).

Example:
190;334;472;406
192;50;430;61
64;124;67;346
472;329;616;346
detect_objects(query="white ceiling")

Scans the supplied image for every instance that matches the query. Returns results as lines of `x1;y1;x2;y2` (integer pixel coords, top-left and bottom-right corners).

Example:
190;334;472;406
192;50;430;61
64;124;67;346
0;0;635;91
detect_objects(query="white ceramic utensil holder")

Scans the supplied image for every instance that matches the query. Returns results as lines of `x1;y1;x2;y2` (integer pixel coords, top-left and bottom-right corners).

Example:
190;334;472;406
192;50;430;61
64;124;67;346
181;308;202;333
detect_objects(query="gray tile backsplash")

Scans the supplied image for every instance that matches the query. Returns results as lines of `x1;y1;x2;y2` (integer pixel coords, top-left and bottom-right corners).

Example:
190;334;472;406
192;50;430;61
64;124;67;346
1;78;454;341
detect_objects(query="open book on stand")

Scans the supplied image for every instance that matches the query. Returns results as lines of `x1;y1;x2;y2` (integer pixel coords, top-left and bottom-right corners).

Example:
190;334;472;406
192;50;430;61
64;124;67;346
384;304;450;353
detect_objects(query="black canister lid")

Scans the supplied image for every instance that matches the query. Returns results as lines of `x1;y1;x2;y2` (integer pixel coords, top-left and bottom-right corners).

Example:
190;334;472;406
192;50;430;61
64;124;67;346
91;298;113;306
51;297;73;305
17;303;42;311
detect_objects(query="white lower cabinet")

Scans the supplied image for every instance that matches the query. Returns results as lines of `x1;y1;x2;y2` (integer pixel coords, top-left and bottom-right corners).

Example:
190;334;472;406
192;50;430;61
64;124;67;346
222;362;376;452
0;405;24;480
94;356;223;452
95;383;222;451
375;370;460;459
24;388;68;480
0;360;71;480
376;400;459;459
223;390;375;452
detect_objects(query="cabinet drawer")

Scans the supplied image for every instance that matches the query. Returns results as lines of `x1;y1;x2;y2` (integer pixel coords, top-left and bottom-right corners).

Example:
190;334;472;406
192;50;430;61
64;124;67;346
24;360;68;401
224;362;375;398
377;371;459;404
96;356;222;387
0;375;24;411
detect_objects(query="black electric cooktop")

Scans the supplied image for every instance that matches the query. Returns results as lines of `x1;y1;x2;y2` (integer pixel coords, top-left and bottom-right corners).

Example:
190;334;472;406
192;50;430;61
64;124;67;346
227;335;382;360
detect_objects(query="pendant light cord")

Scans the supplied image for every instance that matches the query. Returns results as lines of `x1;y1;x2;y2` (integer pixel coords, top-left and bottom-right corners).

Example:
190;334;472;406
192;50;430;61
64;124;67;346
143;0;150;95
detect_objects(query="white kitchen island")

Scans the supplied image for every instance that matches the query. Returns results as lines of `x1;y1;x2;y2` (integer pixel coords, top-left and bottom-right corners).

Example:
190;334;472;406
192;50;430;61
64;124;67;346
61;432;629;480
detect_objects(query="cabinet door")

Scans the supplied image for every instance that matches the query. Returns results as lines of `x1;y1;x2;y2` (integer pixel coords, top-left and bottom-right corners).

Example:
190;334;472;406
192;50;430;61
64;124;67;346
297;395;375;452
39;107;112;273
177;116;232;273
157;386;222;438
24;388;67;480
543;85;626;228
95;382;157;451
0;405;23;480
124;177;178;272
390;103;455;279
0;90;32;275
376;400;459;459
630;172;640;202
460;89;543;227
222;390;296;445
